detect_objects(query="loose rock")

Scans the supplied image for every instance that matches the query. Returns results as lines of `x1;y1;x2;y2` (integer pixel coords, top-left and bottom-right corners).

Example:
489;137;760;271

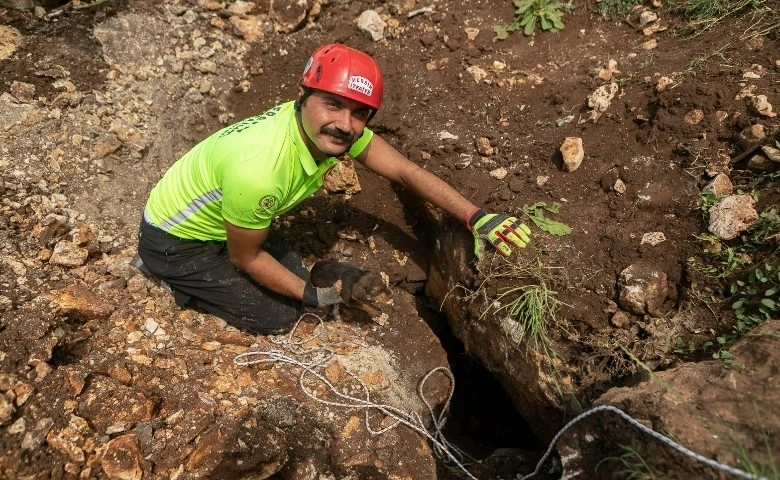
560;137;584;172
708;194;759;240
49;241;89;267
703;173;734;196
356;10;387;42
617;264;668;316
750;95;776;117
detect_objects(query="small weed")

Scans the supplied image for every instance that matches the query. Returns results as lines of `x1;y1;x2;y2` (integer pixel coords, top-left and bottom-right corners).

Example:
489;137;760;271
668;0;774;36
688;234;751;278
686;42;732;72
597;0;644;18
732;430;780;479
493;0;573;40
479;257;567;354
730;262;780;334
596;441;658;479
711;346;745;369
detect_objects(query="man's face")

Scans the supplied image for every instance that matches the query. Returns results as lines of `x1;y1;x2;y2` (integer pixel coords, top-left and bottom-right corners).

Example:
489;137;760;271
298;90;372;160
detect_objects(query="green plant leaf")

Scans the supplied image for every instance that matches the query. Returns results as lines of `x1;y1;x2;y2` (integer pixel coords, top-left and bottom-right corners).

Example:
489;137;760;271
760;298;777;309
521;202;572;236
493;25;511;41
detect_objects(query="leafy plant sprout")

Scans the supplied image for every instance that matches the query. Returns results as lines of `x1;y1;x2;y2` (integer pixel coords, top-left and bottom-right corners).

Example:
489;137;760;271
493;0;573;40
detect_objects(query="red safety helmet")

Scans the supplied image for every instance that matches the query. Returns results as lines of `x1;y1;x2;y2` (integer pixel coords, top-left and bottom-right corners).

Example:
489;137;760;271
301;44;384;111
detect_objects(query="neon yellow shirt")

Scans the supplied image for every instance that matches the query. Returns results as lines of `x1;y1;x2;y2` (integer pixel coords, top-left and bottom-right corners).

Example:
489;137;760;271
144;101;373;240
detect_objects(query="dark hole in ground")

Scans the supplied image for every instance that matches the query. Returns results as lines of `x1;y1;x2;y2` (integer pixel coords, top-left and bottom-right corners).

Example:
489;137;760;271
415;299;544;464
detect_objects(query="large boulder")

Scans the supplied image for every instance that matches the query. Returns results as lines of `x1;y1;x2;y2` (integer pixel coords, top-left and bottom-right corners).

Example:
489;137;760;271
555;320;779;477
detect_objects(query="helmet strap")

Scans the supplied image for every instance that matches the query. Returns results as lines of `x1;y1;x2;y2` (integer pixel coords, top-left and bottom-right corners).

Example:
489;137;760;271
295;86;313;112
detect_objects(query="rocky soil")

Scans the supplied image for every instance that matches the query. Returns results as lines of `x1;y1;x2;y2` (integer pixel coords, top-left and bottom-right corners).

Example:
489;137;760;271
0;0;778;479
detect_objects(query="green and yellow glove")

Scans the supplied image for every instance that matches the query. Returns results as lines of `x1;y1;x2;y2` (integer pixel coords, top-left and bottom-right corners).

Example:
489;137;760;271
466;208;532;259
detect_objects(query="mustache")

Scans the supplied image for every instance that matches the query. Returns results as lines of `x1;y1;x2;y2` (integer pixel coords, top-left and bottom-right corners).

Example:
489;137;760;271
320;126;355;143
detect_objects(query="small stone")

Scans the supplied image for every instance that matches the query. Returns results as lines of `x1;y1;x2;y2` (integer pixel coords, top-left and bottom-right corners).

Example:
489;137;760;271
476;137;494;156
639;10;658;26
610;311;631;328
735;124;765;151
587;83;618;113
143;318;160;335
356;10;386;42
0;395;15;425
536;175;549;186
22;418;54;451
708;195;759;240
762;145;780;163
49;241;89;267
454;154;472;169
656;76;674;92
92;133;123;158
735;84;756;101
684;109;704;125
750;95;776;117
560;137;584;172
618;264;668;316
47;431;85;463
229;16;265;42
703;173;733;196
466;65;488;83
747;154;775;171
10;81;36;101
226;0;255;15
640;232;666;245
323;158;361;195
8;417;25;434
490;167;508;180
100;434;144;480
641;39;658;50
613;178;627;194
108;364;133;385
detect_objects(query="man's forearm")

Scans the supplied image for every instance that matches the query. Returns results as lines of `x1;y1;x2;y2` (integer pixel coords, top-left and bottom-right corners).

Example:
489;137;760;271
234;251;306;301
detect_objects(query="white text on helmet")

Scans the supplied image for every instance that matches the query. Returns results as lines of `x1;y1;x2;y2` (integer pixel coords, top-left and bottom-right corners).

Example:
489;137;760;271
348;76;373;97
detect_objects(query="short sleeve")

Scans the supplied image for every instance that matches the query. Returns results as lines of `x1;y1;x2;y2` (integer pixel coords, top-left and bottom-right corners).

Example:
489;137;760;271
347;128;373;157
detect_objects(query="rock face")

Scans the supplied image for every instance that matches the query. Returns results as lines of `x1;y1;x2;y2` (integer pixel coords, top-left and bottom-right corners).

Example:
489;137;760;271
426;217;569;441
557;320;780;477
0;260;450;478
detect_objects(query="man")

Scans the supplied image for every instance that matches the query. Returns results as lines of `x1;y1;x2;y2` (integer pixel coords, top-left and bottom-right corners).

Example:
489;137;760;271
135;43;531;334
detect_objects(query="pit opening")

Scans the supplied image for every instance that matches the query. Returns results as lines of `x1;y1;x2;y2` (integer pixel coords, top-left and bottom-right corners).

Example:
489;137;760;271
416;299;544;474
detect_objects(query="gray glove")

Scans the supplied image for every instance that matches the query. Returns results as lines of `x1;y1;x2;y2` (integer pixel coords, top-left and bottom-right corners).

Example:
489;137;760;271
303;282;343;308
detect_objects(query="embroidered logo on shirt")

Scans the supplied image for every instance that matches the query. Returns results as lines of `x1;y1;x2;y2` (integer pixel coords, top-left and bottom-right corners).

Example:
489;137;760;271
254;195;277;216
348;76;373;97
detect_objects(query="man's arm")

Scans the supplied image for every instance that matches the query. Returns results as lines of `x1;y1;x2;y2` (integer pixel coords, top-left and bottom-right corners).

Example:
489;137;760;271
354;134;478;223
354;134;532;259
224;221;307;300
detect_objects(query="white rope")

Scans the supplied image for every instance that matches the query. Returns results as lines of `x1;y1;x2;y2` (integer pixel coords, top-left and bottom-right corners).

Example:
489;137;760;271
519;404;767;480
233;314;479;479
236;315;765;480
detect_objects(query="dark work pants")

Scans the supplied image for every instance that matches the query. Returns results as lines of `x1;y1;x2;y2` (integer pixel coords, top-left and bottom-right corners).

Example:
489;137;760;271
137;218;310;334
